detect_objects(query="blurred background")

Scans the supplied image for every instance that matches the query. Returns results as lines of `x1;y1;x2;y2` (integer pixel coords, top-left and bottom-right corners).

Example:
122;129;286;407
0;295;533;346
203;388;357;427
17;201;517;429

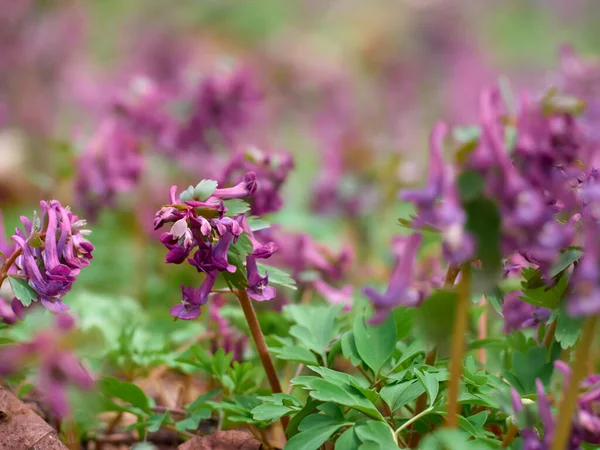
2;0;600;344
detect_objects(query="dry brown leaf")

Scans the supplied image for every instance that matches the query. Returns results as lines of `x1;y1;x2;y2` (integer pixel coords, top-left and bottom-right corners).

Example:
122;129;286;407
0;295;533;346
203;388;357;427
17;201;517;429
0;386;68;450
178;430;261;450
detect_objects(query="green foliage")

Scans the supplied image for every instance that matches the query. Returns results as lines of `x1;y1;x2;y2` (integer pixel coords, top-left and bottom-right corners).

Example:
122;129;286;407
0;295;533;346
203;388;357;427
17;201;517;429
8;276;38;307
353;314;397;375
520;268;568;309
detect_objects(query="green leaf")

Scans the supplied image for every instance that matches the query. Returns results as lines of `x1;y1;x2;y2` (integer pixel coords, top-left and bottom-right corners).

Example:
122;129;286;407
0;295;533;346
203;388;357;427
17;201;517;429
485;287;504;315
466;411;488;431
416;290;458;347
273;345;319;365
418;429;481;450
285;414;350;450
508;347;554;395
381;380;425;412
353;315;397;374
99;377;151;414
414;370;440;406
286;398;322;438
147;412;170;432
252;404;295;422
457;171;485;203
520;270;568;309
187;390;221;413
179;185;195;202
175;409;211;432
341;332;362;366
335;426;362;450
555;308;583;349
287;304;342;355
8;276;37;307
355;421;399;449
258;263;297;290
550;247;582;277
394;307;416;341
456;415;479;437
224;199;250;216
307;379;383;420
246;216;271;231
193;179;218;201
463;198;502;286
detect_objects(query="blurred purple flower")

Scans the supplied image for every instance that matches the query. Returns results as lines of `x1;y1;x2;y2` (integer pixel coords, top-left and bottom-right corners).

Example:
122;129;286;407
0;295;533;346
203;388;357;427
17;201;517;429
176;66;261;153
312;279;353;311
0;313;93;418
75;119;144;221
512;365;600;449
363;233;422;324
220;147;294;216
502;291;550;333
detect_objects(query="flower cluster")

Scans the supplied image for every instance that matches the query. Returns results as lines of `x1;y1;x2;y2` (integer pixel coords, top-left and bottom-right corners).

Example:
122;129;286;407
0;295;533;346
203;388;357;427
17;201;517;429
75;63;263;220
219;147;294;216
154;173;278;319
75;119;144;221
274;230;354;310
0;313;94;418
175;66;261;153
511;362;600;449
11;200;93;312
368;79;600;325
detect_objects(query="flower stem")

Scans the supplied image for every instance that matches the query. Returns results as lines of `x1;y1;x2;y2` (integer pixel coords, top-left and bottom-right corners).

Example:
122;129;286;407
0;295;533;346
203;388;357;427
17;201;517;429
395;406;434;437
550;315;598;450
0;248;22;285
501;424;519;448
235;289;289;431
408;264;460;448
446;263;471;428
543;319;557;350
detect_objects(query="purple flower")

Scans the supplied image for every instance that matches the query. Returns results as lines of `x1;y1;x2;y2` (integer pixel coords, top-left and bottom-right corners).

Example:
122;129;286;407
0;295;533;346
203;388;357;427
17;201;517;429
569;216;600;316
175;66;260;153
502;292;550;333
401;122;447;227
0;313;93;418
11;201;93;312
400;123;474;264
313;279;353;311
511;364;600;449
219;148;294;216
75;119;143;221
170;272;217;320
245;255;276;301
212;172;257;199
363;233;422;324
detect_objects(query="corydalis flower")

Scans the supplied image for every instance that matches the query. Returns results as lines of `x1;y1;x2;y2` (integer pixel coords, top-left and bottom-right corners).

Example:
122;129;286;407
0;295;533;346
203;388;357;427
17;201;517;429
246;255;276;301
0;313;93;418
363;233;422;324
11;200;93;312
75;119;143;221
154;174;279;317
170;273;217;320
176;66;260;153
220;147;294;216
400;122;474;264
511;364;600;449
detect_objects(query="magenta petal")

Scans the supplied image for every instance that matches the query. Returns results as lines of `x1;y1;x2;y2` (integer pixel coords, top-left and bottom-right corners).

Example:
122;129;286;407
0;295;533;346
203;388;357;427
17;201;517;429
40;298;69;312
169;304;201;320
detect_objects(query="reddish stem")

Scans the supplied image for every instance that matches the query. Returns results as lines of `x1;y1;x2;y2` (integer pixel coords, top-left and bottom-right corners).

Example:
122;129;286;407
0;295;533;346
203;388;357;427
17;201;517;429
235;290;289;432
